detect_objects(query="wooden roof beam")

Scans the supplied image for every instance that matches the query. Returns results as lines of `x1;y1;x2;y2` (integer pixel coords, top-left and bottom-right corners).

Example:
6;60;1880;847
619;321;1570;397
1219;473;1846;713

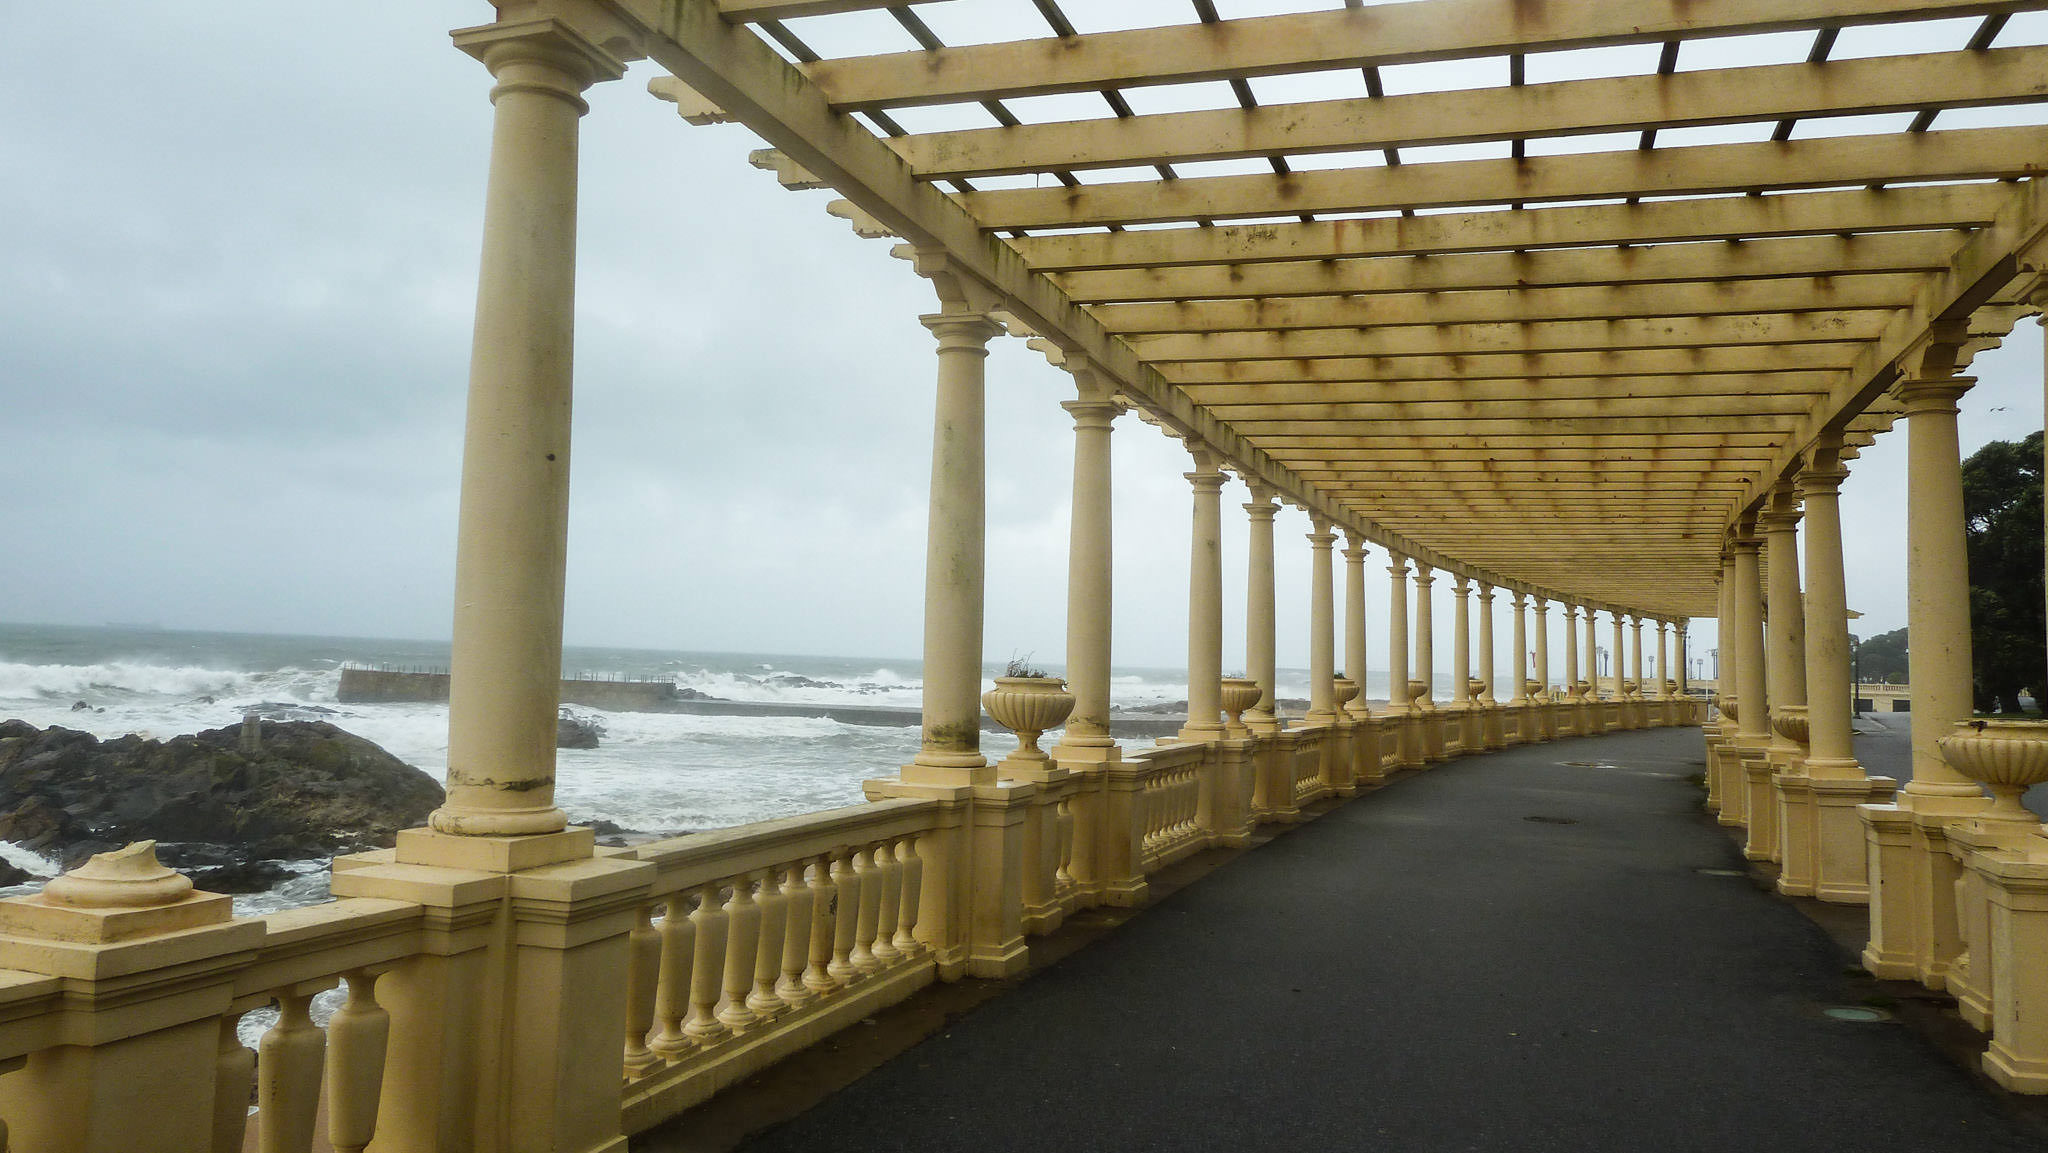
1013;186;2005;271
803;0;2048;109
1127;312;1889;361
1089;276;1921;333
957;125;2048;229
1050;232;1962;303
1163;346;1865;383
1182;374;1842;403
889;46;2048;180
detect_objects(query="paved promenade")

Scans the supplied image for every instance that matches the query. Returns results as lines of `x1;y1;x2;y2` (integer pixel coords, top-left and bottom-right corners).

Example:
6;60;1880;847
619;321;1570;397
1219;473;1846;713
675;728;2048;1152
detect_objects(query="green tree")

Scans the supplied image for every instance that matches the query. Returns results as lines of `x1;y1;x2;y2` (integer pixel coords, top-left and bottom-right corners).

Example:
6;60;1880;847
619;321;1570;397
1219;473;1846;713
1961;431;2045;714
1853;627;1910;685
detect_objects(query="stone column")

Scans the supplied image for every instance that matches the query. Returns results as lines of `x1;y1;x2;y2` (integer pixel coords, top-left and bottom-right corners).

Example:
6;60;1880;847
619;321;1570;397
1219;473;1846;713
1343;534;1371;719
1053;375;1121;764
1180;450;1227;741
1862;375;1995;986
1656;621;1672;698
1788;434;1892;903
1583;605;1606;734
1732;528;1771;746
1415;564;1437;710
1244;485;1281;732
1611;613;1626;702
1631;618;1645;696
433;21;624;841
1478;584;1498;703
902;311;1006;786
1386;556;1411;716
1451;575;1472;709
1307;519;1339;724
1677;620;1690;696
1533;597;1550;701
1562;604;1580;715
1750;481;1810;859
1511;592;1529;705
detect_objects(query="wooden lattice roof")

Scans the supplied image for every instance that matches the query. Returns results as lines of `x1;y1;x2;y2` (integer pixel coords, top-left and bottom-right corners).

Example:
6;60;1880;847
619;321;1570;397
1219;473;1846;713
600;0;2048;620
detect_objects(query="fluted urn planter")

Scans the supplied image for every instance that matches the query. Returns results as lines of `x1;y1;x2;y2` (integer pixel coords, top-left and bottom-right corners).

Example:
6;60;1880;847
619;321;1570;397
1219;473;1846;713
1332;676;1360;712
982;676;1075;773
1622;680;1641;701
1408;679;1434;712
1720;696;1739;723
1937;720;2048;827
1526;679;1547;703
1219;676;1263;737
1573;679;1593;702
1772;704;1810;746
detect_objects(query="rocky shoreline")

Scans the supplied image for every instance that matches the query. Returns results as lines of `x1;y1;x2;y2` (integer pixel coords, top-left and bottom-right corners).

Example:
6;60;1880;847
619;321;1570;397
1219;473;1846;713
0;718;444;892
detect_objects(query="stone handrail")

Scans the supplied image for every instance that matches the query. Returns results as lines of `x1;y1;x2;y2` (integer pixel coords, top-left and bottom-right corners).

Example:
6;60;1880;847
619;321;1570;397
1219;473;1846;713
1128;743;1204;872
613;798;944;1133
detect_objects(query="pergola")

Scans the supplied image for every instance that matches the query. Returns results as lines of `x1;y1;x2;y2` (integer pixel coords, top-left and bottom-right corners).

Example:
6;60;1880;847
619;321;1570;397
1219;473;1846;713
621;0;2048;620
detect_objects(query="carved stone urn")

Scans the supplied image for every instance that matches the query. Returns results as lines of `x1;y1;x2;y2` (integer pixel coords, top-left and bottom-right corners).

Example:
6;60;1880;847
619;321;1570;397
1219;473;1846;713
1527;679;1547;703
1621;679;1640;700
1720;695;1739;723
1332;676;1360;712
1772;703;1810;746
982;676;1075;772
1937;719;2048;828
1408;679;1435;713
1219;676;1263;736
1573;679;1593;702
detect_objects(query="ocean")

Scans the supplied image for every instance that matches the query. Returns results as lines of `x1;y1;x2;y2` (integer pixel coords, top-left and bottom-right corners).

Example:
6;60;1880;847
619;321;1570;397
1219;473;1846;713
0;621;1425;913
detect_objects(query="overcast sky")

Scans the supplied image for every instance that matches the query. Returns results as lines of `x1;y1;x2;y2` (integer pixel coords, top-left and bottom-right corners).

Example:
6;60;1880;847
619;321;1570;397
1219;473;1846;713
2;2;2043;677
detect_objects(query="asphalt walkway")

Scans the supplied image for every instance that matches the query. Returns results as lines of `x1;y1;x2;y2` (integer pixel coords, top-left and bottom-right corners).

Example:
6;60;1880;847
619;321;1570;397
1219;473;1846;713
710;727;2048;1152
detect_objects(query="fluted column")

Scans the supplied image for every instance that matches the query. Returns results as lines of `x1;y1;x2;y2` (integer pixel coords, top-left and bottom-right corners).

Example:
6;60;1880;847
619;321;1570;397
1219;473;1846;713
1307;520;1339;723
1451;575;1472;708
1510;592;1529;705
1055;375;1121;760
434;22;624;838
1244;485;1281;732
1414;564;1437;711
1386;556;1411;717
1899;376;1985;798
1343;534;1371;718
1478;584;1498;704
1180;450;1227;741
904;311;1006;784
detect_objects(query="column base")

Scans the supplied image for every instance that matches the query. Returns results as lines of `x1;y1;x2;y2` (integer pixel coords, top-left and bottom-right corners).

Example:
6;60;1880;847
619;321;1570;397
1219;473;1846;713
1741;754;1777;859
1775;773;1819;896
1979;841;2048;1095
395;825;595;872
1813;774;1895;905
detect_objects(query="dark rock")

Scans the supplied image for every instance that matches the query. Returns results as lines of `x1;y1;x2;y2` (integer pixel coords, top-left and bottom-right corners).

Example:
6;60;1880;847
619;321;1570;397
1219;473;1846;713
0;858;30;887
71;700;91;712
675;687;714;701
0;720;444;870
557;711;603;750
185;859;294;894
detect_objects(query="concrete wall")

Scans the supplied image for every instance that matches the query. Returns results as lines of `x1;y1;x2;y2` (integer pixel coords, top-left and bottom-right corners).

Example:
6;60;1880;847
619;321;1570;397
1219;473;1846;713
338;667;677;710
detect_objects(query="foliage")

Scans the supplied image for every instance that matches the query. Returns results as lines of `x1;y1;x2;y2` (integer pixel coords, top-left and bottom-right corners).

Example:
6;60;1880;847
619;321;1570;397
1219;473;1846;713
1002;655;1050;679
1961;431;2045;713
1851;627;1910;685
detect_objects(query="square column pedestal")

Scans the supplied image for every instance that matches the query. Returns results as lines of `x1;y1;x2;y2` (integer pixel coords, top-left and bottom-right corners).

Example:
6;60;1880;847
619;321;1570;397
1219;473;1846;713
1975;839;2048;1093
1859;796;1994;986
1775;773;1897;902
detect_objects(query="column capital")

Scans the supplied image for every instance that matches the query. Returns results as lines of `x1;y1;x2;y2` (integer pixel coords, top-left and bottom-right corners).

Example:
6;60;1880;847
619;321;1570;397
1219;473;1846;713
1451;573;1471;596
1342;543;1369;563
1243;493;1280;521
1478;582;1495;604
1800;434;1852;495
1184;468;1227;493
1343;529;1370;555
454;19;628;105
1893;374;1974;415
1413;563;1436;587
920;311;1006;351
1758;481;1802;533
1387;553;1410;578
1060;396;1122;431
1307;530;1337;548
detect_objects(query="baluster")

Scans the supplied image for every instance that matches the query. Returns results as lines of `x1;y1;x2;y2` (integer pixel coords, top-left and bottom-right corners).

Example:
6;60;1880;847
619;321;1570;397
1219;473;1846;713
717;873;762;1033
894;835;925;957
748;866;791;1020
624;903;663;1076
804;853;841;997
776;863;818;1009
851;848;884;976
326;971;390;1153
871;841;903;966
211;1014;255;1153
258;988;327;1153
1055;800;1076;891
829;850;862;984
682;881;730;1045
648;896;697;1060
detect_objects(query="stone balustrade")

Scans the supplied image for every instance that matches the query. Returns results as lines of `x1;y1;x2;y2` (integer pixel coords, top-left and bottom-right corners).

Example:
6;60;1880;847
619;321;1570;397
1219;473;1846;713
0;704;1700;1150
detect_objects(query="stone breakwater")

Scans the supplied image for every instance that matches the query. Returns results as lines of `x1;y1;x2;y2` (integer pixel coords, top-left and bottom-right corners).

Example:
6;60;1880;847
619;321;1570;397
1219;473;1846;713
338;666;679;710
0;718;443;890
